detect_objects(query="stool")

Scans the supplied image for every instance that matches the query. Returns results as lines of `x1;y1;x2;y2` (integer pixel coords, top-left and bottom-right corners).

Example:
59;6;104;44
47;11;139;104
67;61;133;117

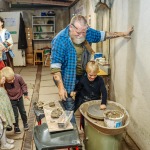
34;50;44;66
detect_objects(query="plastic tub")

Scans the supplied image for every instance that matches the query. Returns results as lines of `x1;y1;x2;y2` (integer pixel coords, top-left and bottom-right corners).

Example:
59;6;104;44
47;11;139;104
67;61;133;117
103;110;124;128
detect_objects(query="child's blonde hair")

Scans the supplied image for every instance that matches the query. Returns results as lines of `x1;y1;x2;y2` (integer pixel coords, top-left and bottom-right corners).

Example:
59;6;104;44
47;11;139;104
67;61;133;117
86;60;99;73
1;67;14;79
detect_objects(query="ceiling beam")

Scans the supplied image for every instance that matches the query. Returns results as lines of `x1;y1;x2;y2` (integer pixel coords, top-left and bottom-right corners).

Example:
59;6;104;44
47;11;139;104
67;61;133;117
69;0;80;8
5;0;72;7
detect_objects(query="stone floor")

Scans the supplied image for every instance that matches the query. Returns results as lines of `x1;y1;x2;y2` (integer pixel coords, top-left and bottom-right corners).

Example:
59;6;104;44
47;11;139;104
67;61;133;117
4;65;134;150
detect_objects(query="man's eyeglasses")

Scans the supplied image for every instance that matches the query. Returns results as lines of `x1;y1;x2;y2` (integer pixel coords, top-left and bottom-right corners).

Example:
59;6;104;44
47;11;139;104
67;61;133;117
71;24;89;36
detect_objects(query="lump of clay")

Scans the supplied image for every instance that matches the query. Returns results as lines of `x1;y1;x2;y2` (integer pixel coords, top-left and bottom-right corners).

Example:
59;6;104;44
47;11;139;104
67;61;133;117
51;108;63;118
34;101;44;110
49;102;55;107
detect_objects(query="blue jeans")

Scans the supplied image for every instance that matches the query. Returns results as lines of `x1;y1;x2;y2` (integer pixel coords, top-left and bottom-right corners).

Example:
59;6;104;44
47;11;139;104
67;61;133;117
61;75;84;123
62;97;76;123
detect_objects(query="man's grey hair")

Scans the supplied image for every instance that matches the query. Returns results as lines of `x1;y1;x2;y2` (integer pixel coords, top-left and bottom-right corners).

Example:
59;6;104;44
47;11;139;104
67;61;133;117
70;14;88;26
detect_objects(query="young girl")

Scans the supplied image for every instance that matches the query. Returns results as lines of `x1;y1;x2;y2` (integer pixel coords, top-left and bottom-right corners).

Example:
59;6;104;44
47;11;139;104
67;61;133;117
0;70;15;149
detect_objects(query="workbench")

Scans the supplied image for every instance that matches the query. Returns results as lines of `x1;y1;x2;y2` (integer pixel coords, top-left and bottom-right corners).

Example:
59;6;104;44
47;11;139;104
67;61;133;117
33;104;81;150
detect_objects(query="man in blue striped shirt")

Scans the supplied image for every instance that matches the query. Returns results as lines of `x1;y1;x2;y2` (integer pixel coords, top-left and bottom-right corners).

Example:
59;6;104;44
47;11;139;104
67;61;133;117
51;14;133;112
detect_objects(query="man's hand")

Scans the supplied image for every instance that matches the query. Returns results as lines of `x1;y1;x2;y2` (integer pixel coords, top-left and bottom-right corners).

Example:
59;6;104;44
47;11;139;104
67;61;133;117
59;87;68;101
124;26;134;38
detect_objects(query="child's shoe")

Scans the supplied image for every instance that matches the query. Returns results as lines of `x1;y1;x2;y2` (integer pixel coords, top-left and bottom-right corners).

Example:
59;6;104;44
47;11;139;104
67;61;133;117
24;123;29;131
14;127;21;134
6;125;13;131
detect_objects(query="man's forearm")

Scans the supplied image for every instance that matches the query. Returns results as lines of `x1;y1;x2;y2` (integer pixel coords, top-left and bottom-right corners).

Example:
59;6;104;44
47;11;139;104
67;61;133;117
105;26;134;39
53;71;68;100
105;31;126;39
53;72;64;90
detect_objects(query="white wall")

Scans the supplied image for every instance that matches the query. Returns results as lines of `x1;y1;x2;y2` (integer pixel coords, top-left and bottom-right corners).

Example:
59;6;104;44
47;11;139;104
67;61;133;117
110;0;150;149
71;0;150;149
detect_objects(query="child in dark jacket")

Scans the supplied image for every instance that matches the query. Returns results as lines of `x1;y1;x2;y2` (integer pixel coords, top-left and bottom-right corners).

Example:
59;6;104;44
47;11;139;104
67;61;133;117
2;67;30;134
74;60;107;112
73;61;107;128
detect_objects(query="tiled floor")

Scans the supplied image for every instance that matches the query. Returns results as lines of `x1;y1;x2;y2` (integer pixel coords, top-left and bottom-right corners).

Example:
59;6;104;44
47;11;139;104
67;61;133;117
5;65;84;150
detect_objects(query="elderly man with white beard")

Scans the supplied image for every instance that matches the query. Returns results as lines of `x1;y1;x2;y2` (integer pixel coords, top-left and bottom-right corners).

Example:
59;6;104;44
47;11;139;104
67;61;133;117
50;14;133;117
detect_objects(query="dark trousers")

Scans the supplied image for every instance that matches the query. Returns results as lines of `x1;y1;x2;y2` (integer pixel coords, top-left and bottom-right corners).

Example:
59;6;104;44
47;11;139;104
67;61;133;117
10;97;27;127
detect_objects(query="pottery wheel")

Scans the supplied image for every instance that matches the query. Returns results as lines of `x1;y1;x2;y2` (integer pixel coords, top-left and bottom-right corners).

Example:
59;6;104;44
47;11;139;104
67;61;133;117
87;103;118;120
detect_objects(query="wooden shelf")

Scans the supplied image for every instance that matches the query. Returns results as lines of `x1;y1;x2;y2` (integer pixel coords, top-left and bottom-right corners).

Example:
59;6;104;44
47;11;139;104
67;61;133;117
32;16;55;49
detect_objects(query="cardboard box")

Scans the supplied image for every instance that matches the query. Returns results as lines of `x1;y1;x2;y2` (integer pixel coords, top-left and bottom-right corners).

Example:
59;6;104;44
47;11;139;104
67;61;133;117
25;28;33;33
26;33;33;39
26;47;33;54
26;39;32;47
26;54;34;58
26;58;33;64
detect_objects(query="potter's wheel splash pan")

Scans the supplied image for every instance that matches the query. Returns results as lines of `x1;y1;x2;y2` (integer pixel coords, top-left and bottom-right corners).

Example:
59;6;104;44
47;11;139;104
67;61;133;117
79;100;130;135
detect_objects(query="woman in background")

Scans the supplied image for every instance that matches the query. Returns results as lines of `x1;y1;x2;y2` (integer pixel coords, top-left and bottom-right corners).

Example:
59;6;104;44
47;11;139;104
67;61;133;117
0;17;15;70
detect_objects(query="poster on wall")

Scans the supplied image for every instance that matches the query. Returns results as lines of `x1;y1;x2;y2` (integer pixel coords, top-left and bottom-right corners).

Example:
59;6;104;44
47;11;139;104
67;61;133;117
4;18;16;27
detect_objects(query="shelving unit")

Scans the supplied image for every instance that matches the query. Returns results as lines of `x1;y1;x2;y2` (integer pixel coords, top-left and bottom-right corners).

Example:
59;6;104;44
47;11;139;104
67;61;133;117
32;16;55;66
32;16;55;41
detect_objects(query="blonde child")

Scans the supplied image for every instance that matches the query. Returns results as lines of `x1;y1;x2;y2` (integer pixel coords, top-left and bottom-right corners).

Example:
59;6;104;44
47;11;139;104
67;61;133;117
2;67;30;134
0;70;15;149
73;60;107;128
74;60;107;111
